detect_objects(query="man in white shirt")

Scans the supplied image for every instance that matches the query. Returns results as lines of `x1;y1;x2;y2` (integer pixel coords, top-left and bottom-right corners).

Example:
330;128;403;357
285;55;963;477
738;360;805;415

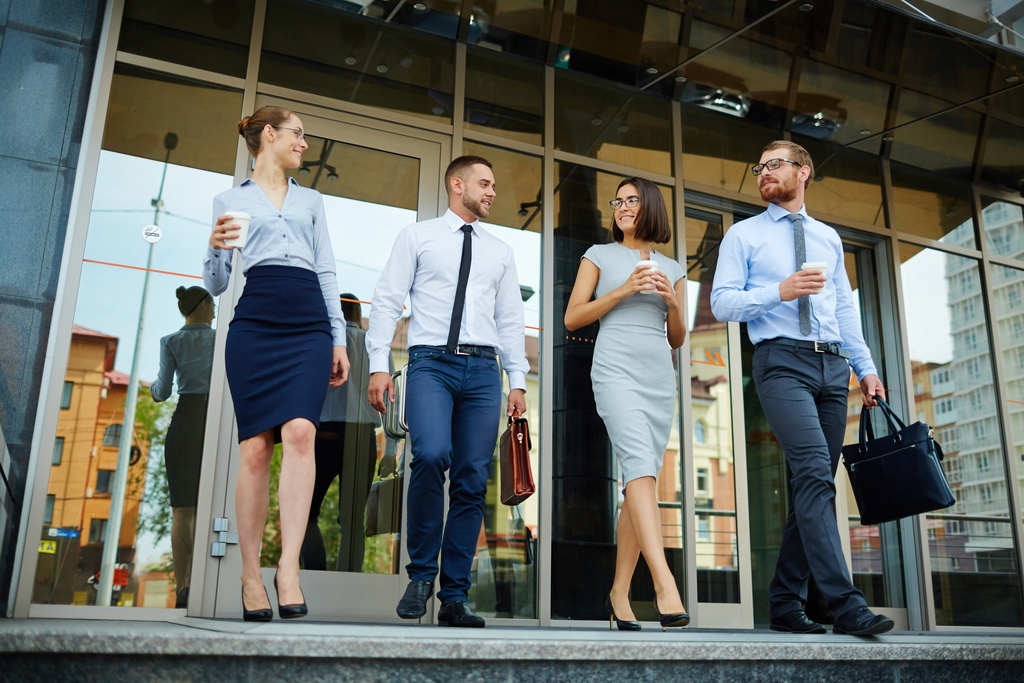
367;156;529;627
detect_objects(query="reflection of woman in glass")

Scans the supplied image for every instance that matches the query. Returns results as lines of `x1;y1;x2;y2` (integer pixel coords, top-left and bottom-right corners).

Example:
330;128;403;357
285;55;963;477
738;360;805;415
564;177;689;631
301;294;396;573
150;285;215;609
204;106;350;621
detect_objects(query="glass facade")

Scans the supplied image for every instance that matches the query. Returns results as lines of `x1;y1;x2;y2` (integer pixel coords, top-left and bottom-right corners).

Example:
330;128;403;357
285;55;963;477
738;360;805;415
9;0;1024;630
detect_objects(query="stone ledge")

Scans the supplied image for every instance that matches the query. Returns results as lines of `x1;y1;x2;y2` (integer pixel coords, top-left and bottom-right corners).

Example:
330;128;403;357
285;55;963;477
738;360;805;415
2;618;1022;663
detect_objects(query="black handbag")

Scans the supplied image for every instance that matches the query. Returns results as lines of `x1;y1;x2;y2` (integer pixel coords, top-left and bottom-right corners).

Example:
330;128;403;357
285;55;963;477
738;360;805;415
841;397;955;526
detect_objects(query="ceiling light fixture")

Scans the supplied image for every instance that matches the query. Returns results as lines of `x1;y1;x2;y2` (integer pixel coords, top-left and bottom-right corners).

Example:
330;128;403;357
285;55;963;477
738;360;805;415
799;2;814;10
645;66;658;75
376;63;389;73
344;55;357;66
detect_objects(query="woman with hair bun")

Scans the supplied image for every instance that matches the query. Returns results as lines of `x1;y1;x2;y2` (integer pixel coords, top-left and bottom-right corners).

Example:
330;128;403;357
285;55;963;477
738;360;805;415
150;285;216;609
204;105;350;621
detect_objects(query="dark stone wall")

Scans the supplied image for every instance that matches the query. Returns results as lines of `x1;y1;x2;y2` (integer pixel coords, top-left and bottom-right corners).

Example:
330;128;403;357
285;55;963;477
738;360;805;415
0;0;107;613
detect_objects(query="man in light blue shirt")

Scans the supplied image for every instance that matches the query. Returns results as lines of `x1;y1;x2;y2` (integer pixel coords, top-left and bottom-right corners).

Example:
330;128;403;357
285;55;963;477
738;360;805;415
367;156;529;627
711;141;892;636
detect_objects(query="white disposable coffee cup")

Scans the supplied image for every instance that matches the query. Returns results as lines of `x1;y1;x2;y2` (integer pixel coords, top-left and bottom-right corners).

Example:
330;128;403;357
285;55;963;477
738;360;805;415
802;261;827;293
636;259;659;293
223;211;251;248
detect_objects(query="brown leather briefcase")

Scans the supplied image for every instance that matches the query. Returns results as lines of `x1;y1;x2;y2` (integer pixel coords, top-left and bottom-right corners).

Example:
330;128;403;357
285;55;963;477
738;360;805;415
499;410;535;506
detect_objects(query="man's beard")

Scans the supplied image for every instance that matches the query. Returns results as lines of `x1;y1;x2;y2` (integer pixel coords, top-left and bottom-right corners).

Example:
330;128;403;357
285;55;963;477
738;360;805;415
759;175;798;204
463;194;490;219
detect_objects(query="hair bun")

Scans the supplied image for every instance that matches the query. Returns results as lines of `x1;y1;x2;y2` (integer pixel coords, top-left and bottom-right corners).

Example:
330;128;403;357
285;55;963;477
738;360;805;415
176;286;187;300
237;116;250;136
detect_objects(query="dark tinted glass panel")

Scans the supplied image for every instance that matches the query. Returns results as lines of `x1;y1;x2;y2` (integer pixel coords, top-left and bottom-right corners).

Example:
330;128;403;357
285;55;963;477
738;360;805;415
983;85;1024;192
680;105;765;201
555;70;672;177
465;46;543;145
118;0;255;78
557;1;681;87
890;161;974;247
483;0;550;61
261;0;455;125
889;107;982;176
792;136;883;227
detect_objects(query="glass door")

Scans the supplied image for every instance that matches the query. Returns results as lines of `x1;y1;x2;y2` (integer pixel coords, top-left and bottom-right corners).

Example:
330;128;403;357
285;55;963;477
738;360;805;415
206;103;445;621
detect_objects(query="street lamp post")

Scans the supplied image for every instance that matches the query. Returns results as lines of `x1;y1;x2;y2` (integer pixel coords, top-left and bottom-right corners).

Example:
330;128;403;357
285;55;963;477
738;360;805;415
97;132;178;606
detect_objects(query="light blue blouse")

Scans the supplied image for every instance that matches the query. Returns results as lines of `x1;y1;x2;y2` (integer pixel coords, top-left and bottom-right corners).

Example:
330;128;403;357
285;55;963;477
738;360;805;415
203;178;345;347
150;323;216;400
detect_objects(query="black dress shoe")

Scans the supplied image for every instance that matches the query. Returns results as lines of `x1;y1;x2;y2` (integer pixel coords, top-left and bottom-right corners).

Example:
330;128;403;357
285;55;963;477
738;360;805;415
605;595;641;631
273;572;308;619
396;580;434;619
437;601;485;628
770;610;826;634
241;585;273;622
654;597;690;630
833;607;894;636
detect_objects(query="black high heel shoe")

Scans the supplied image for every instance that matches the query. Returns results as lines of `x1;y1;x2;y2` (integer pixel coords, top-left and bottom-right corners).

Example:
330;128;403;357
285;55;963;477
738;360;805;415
241;585;273;622
606;594;642;631
655;598;690;631
273;571;308;619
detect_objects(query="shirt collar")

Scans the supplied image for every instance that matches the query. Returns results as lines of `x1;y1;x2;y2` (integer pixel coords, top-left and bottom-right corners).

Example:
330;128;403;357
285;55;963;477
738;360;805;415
767;202;807;223
240;177;300;187
444;208;479;235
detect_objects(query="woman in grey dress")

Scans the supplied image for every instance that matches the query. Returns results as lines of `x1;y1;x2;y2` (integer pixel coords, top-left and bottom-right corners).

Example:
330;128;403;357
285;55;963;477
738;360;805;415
564;177;688;630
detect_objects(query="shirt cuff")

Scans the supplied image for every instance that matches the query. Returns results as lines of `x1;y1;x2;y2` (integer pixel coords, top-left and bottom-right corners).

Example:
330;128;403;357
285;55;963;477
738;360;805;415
507;370;526;392
369;354;391;375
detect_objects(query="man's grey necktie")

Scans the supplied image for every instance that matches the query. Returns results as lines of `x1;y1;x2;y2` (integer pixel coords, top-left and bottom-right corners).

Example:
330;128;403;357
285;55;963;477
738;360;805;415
788;213;812;336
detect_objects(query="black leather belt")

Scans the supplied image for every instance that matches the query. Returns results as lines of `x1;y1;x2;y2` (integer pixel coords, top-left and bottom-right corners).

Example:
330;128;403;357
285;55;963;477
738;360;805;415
414;344;499;360
757;338;850;359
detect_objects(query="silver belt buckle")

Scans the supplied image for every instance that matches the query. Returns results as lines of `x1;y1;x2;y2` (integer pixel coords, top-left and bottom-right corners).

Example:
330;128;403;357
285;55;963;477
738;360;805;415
813;341;826;353
454;345;471;356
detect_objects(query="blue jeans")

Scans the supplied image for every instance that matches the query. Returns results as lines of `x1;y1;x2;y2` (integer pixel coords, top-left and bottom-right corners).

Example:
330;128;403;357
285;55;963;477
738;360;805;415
404;346;502;604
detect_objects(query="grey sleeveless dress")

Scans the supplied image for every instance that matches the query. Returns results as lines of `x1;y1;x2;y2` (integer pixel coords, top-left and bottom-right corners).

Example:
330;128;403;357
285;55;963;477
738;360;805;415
584;243;685;484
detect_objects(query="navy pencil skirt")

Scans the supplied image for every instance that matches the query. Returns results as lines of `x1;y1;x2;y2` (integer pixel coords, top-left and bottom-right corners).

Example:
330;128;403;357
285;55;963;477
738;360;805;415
225;265;333;443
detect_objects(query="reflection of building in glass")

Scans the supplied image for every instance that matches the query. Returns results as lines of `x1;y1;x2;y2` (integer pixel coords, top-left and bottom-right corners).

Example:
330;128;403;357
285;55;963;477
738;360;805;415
686;321;737;573
941;209;1019;570
33;326;150;606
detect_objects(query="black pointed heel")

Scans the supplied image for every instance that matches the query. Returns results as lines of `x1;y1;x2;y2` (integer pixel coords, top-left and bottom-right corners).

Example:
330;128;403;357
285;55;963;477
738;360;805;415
241;585;273;622
273;571;308;619
605;595;641;631
655;598;690;631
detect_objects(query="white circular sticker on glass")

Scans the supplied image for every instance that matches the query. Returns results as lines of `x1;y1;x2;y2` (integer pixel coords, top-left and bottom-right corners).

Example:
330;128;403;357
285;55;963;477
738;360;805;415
143;224;162;243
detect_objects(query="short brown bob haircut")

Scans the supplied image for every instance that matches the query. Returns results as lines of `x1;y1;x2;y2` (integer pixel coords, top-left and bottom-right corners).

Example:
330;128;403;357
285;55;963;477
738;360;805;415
762;140;814;189
612;177;671;244
444;155;493;196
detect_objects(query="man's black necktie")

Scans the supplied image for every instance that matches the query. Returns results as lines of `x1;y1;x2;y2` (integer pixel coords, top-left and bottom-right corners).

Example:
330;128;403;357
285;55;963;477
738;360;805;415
788;213;812;336
447;224;473;353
